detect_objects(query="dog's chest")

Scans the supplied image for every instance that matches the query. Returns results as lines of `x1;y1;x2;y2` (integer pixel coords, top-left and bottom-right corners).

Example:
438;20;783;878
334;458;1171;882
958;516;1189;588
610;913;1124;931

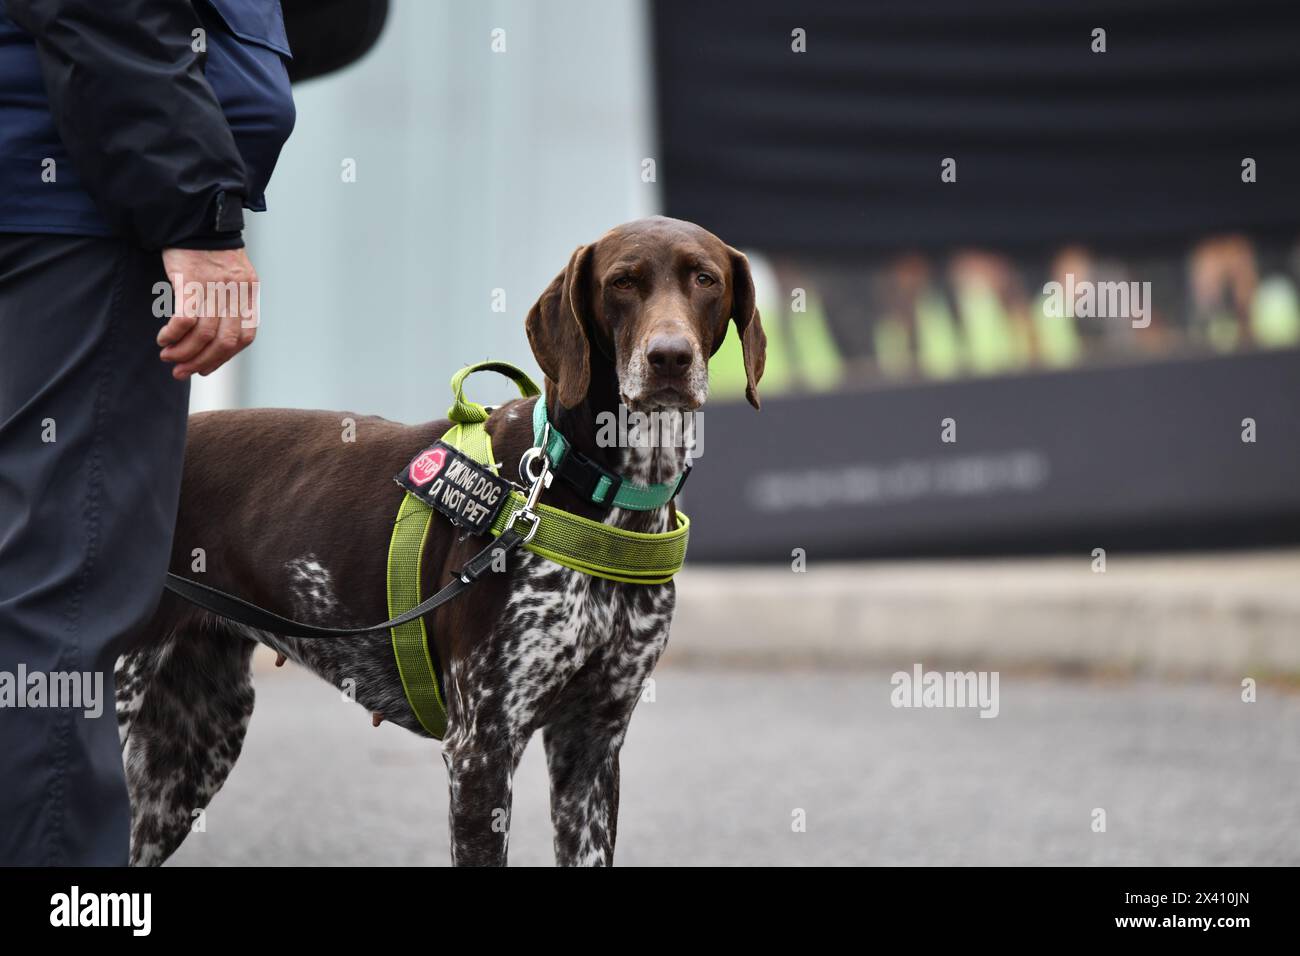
453;442;682;736
463;536;675;737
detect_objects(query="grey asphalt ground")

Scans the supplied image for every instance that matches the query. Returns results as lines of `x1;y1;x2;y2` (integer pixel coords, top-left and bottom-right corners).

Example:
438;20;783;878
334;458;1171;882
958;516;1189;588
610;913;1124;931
169;663;1300;866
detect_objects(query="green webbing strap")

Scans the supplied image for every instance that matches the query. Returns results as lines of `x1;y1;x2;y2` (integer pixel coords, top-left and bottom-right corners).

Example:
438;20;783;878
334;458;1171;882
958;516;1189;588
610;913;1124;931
531;397;686;511
387;492;447;738
388;361;690;738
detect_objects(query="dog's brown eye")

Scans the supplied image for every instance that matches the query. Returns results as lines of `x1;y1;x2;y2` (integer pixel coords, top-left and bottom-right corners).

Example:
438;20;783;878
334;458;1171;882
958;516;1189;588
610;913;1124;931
696;272;715;287
612;276;635;291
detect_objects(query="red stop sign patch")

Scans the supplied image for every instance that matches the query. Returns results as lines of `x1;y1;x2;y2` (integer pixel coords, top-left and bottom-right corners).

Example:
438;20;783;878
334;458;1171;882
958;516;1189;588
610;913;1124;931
408;447;446;486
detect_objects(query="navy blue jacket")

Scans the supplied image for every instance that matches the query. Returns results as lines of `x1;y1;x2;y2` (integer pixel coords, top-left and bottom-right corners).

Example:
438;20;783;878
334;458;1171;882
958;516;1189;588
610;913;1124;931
0;0;295;249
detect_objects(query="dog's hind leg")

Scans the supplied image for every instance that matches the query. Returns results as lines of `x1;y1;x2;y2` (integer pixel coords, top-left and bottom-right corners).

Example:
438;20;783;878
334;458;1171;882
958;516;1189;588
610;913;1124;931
115;643;166;748
121;621;256;866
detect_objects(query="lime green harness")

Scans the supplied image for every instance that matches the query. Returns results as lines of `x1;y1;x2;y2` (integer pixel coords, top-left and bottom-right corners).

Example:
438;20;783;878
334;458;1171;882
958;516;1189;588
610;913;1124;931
386;362;690;738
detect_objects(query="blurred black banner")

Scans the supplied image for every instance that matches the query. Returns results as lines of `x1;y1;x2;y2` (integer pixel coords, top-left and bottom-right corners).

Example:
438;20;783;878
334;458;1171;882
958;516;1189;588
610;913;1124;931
683;349;1300;560
653;0;1300;254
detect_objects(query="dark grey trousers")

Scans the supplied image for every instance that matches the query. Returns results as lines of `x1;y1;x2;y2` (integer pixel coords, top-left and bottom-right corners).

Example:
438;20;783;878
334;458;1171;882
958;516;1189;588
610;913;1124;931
0;235;190;865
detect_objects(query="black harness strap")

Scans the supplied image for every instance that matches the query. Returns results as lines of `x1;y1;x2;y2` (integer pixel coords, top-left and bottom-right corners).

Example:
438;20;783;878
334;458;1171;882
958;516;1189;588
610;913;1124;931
162;527;526;639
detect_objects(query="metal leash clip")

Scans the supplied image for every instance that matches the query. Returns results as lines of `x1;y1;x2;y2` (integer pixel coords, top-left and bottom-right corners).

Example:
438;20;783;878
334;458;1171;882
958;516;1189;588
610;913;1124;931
512;436;553;544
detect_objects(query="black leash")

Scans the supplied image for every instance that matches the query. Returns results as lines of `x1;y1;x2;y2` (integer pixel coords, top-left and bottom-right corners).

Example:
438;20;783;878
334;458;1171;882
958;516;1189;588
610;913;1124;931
162;527;526;639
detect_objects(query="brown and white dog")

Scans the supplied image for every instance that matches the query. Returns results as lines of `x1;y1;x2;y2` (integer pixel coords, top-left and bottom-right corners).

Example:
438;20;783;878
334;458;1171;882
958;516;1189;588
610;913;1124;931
115;216;766;866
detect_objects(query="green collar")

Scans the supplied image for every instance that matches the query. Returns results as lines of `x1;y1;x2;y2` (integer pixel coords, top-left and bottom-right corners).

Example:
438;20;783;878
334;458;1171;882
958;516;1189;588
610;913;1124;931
532;395;689;512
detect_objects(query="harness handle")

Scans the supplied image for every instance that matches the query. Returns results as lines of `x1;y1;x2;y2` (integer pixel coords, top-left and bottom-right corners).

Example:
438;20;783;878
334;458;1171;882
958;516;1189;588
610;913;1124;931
447;361;540;424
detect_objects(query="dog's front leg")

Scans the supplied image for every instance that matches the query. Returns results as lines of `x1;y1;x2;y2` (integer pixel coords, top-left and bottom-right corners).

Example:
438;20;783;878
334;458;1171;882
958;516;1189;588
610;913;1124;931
440;644;537;866
542;714;624;867
540;590;674;866
541;639;660;867
441;732;516;867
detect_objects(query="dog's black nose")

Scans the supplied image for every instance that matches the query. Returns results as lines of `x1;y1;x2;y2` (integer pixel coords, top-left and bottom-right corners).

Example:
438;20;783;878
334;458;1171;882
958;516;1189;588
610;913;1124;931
647;334;693;377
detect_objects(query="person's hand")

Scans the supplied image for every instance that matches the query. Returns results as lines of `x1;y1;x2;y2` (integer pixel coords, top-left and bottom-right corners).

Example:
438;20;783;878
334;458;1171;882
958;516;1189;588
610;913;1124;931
157;247;260;380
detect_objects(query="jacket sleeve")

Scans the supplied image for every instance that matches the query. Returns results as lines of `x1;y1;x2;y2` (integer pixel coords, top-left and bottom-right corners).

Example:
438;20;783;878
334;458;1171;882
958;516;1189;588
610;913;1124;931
7;0;248;249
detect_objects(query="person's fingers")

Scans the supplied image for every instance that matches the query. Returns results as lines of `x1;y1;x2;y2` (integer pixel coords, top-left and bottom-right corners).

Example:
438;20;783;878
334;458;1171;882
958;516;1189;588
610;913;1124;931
238;283;259;346
172;313;245;378
160;308;221;363
157;310;197;349
173;318;240;378
157;269;196;348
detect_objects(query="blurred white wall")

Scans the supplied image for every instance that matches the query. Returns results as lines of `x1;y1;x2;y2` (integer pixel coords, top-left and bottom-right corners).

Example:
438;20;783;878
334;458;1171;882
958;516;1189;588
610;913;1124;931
192;0;657;420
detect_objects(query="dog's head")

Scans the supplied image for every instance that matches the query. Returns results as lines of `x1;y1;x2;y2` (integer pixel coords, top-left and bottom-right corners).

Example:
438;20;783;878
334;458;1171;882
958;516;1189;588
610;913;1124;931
526;216;767;412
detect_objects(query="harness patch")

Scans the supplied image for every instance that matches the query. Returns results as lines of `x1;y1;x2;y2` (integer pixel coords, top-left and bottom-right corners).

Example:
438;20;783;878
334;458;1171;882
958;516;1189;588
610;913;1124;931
395;440;509;536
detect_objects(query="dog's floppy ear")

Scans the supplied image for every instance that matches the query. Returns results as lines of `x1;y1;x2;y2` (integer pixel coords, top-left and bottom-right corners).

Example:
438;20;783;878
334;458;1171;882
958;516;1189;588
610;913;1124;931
727;246;767;409
526;244;594;409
